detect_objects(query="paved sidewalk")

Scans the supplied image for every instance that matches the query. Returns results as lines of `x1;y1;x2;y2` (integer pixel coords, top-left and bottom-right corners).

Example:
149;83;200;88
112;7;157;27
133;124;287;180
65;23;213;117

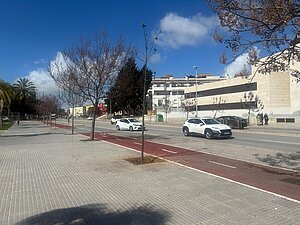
0;121;299;224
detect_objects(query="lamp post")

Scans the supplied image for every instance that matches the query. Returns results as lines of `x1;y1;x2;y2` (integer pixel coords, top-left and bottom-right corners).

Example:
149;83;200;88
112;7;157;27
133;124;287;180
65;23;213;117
193;65;199;117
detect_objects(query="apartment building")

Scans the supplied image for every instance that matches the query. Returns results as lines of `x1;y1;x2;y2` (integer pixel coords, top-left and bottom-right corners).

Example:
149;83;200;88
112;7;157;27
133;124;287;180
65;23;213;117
183;62;300;123
149;74;225;113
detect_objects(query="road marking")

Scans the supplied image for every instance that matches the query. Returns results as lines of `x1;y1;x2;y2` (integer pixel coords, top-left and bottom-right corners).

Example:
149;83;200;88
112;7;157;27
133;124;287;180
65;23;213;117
209;161;236;169
161;148;177;154
116;138;122;141
134;142;142;145
100;139;300;204
259;139;300;146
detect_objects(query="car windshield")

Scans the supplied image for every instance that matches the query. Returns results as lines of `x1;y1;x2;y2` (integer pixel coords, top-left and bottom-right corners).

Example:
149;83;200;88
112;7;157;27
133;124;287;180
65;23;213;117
128;119;139;122
202;118;220;125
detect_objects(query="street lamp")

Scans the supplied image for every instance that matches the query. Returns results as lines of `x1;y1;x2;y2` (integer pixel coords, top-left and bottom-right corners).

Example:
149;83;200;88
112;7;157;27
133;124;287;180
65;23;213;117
193;65;199;117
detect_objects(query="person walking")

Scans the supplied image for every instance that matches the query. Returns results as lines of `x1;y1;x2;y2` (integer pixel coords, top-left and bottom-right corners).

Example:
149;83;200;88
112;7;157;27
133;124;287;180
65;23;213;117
264;113;269;125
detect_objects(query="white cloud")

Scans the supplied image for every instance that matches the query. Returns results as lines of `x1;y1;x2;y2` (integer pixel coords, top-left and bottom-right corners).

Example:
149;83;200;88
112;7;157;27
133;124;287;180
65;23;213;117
224;53;250;78
224;47;260;78
23;68;58;96
34;58;47;65
156;13;219;49
49;52;69;75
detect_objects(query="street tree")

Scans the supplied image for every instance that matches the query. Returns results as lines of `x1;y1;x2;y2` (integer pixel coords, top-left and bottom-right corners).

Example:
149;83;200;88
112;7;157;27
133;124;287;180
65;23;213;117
36;94;60;122
50;32;130;140
12;78;37;117
0;85;5;128
0;80;14;117
208;0;300;74
107;58;153;116
235;64;251;78
49;54;85;134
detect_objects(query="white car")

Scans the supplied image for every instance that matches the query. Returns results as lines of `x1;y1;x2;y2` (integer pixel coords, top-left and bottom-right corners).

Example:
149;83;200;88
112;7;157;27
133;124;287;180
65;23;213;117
182;117;232;139
116;118;145;131
111;115;122;124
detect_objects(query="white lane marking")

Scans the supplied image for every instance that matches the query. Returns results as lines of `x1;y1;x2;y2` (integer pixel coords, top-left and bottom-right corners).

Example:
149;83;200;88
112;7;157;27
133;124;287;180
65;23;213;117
209;161;236;169
116;138;122;141
102;140;300;204
134;142;142;145
259;139;300;146
161;148;178;154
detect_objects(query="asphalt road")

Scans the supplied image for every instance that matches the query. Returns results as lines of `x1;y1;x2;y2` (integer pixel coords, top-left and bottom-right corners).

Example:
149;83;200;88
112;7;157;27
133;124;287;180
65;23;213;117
58;119;300;154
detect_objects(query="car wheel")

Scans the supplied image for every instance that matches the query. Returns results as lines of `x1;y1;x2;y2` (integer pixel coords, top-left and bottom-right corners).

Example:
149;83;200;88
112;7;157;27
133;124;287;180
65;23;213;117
129;126;133;132
183;127;190;136
205;129;213;139
116;125;120;131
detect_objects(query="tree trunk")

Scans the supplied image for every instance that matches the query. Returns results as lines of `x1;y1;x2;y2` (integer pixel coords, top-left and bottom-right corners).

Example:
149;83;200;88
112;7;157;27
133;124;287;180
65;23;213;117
72;105;75;134
90;102;98;140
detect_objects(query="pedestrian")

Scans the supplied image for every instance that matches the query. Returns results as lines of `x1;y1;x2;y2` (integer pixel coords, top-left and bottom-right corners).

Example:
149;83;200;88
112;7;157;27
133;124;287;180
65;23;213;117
264;113;269;125
256;113;260;125
17;119;20;125
256;113;263;125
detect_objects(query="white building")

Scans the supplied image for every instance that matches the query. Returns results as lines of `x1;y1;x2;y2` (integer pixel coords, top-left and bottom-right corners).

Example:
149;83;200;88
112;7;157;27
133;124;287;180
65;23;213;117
183;60;300;124
148;74;225;121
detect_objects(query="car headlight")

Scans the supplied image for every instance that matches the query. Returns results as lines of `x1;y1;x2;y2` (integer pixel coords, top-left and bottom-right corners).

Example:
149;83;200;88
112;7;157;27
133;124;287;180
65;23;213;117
211;127;220;130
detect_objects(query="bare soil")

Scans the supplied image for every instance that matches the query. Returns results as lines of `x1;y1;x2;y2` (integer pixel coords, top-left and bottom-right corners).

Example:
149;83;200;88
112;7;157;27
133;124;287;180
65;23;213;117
125;156;165;165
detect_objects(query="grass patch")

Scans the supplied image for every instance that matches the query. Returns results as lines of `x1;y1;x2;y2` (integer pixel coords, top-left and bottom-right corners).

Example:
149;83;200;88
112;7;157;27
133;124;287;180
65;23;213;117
125;156;165;165
0;122;14;130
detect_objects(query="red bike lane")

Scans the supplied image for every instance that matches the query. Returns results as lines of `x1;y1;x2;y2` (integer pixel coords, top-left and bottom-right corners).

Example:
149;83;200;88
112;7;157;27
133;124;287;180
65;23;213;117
83;132;300;202
47;121;300;202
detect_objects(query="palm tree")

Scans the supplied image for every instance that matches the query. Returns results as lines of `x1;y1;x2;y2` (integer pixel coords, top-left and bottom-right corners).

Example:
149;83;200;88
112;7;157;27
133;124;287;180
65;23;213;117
13;78;37;100
13;78;37;117
0;80;15;116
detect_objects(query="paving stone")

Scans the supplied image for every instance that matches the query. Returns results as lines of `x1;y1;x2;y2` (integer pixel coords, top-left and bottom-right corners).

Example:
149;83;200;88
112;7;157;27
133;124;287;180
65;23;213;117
0;121;299;224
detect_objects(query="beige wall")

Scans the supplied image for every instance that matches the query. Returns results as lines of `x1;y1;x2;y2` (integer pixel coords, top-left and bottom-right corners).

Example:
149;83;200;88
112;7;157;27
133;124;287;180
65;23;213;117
184;68;300;119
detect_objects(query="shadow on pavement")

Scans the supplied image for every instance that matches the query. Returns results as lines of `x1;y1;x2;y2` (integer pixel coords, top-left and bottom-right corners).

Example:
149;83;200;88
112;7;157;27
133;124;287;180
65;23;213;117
255;152;300;171
1;133;52;137
15;204;169;225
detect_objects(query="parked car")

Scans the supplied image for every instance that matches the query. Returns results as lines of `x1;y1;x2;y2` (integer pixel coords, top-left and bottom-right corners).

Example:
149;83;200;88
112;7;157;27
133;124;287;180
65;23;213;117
182;117;232;139
116;118;145;131
216;116;248;129
111;115;122;124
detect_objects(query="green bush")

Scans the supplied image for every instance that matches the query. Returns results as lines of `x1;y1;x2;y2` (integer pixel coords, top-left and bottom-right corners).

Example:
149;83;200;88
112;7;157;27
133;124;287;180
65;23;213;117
0;122;14;130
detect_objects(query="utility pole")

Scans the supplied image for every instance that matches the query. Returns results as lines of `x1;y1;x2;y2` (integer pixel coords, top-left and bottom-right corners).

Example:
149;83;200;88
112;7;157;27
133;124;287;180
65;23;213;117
193;66;199;117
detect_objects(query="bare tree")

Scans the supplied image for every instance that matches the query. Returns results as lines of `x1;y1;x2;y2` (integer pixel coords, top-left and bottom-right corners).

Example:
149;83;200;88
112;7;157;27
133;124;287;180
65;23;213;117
235;64;251;78
240;91;264;123
208;0;300;73
36;94;60;123
48;53;85;134
58;88;84;134
50;32;130;140
212;96;226;118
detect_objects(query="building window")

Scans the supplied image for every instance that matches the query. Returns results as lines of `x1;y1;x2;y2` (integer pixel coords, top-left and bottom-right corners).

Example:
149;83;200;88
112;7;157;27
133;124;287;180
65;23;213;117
154;91;171;95
186;101;257;111
172;90;184;95
185;82;257;99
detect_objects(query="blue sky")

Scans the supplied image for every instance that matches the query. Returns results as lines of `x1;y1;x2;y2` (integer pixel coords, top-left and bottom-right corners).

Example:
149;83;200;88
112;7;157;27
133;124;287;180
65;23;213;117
0;0;248;94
